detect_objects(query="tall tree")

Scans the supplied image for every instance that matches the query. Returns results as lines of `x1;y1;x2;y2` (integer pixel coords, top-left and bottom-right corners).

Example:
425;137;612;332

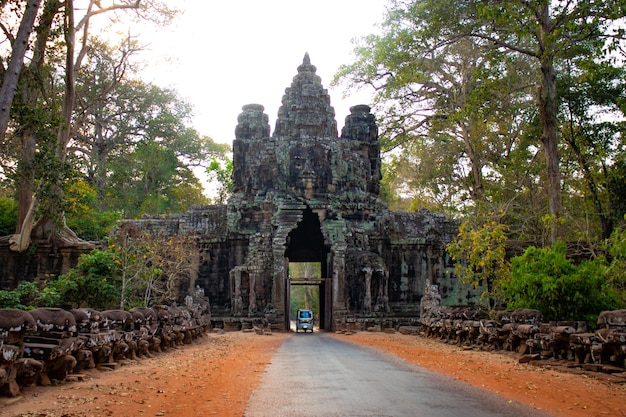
10;0;64;252
0;0;42;147
335;6;538;221
0;0;178;251
70;43;226;214
558;52;626;239
106;140;207;218
336;0;625;242
472;0;625;242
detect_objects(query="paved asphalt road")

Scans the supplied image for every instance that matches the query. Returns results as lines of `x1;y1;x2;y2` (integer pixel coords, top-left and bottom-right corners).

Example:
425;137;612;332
245;332;554;417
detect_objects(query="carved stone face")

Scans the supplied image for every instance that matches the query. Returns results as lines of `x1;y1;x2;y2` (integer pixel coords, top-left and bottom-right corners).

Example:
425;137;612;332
287;142;332;198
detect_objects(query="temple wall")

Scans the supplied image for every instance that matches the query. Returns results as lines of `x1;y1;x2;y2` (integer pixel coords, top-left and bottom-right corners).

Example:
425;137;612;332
0;243;96;288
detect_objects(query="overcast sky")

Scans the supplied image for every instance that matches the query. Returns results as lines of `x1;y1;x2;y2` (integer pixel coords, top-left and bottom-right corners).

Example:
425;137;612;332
139;0;388;145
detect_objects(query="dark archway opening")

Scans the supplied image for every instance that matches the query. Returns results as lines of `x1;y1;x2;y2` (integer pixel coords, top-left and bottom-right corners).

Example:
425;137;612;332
285;208;330;330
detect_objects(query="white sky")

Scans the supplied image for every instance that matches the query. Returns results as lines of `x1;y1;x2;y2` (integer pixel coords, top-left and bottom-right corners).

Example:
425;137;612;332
137;0;388;145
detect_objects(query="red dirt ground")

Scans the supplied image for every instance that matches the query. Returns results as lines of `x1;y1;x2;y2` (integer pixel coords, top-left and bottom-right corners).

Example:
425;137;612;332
1;331;625;417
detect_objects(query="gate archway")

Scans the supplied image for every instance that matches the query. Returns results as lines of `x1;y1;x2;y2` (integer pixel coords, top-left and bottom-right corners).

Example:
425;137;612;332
284;208;330;331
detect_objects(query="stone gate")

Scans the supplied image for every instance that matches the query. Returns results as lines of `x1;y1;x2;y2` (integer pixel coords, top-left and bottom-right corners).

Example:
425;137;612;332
122;54;469;331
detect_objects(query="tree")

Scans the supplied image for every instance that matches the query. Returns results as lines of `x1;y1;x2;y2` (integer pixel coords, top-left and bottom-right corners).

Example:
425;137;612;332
5;0;65;252
62;177;121;240
447;217;510;311
336;0;626;241
0;0;42;146
605;217;626;296
206;156;233;204
0;196;17;236
105;140;208;218
558;53;626;239
1;0;179;251
66;41;227;217
109;223;197;308
334;2;539;222
607;155;626;226
464;0;623;242
57;249;121;309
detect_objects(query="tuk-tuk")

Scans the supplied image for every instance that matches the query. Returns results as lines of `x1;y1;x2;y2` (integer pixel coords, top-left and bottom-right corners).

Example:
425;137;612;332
296;309;314;333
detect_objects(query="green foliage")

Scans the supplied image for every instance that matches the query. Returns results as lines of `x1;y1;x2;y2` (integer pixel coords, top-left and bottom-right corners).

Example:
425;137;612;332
557;51;626;240
0;279;70;310
206;157;233;204
447;218;510;310
14;281;39;308
0;281;38;309
605;218;626;294
289;262;321;319
72;51;229;219
66;209;122;241
63;179;121;240
38;275;77;307
0;289;20;309
58;249;121;309
503;241;624;326
0;196;17;235
335;0;625;242
107;140;209;218
607;156;626;225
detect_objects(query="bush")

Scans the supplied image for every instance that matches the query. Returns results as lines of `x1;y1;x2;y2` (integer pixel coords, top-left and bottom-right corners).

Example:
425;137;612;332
0;289;20;309
0;281;41;310
58;249;120;309
66;209;121;241
503;241;624;327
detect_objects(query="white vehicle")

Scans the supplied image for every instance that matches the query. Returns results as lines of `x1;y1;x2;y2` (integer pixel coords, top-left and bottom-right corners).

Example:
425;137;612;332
296;309;314;333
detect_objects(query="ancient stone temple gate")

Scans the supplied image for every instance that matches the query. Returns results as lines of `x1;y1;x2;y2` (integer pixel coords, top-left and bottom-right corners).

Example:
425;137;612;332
129;54;462;331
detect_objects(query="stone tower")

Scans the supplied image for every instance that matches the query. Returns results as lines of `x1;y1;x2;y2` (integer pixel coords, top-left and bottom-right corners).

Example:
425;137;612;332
118;54;461;331
220;53;459;330
228;53;389;329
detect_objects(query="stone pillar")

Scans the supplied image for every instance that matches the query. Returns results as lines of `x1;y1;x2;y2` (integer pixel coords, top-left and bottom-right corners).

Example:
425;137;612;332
363;267;372;312
383;267;390;313
248;271;258;315
271;249;288;329
332;245;347;313
420;279;441;319
230;268;243;316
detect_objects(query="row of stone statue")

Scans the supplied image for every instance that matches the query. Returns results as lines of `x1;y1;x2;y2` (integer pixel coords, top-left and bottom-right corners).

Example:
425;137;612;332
0;302;211;397
418;306;626;374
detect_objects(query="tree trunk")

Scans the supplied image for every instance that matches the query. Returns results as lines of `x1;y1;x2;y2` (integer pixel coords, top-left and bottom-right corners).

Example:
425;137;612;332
461;121;484;204
0;0;42;148
9;198;37;252
538;5;562;243
9;0;62;251
23;0;78;247
16;130;36;233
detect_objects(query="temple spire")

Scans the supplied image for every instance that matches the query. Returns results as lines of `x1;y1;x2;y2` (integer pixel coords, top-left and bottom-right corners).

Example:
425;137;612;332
274;53;337;139
297;52;317;74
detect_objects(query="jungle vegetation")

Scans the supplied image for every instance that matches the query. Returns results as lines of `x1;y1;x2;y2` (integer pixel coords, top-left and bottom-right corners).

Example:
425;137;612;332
0;0;230;246
335;0;626;321
1;1;626;322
